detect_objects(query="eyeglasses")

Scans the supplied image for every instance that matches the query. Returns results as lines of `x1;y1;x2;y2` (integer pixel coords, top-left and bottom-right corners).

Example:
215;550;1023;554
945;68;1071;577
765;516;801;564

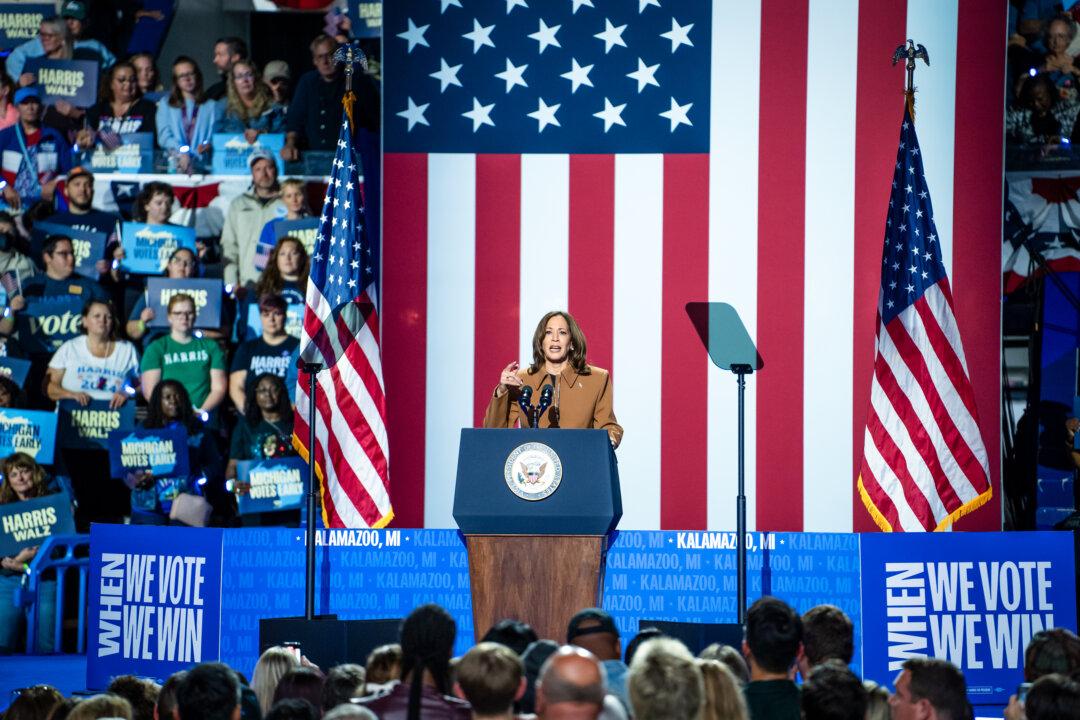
234;72;255;81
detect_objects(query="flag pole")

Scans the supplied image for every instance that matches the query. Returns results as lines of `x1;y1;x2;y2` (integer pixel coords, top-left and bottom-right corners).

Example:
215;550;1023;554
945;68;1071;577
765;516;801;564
303;361;322;621
892;39;929;120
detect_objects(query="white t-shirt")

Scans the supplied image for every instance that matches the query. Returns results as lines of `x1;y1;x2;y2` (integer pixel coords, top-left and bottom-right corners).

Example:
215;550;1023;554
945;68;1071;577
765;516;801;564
48;336;139;400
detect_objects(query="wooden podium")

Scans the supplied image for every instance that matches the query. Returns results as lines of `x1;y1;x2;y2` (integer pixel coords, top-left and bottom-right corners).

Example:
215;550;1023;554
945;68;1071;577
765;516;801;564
453;429;622;642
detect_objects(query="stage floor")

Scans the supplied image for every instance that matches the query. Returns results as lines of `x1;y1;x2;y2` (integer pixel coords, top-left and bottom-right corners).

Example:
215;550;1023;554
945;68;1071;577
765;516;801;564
0;654;87;710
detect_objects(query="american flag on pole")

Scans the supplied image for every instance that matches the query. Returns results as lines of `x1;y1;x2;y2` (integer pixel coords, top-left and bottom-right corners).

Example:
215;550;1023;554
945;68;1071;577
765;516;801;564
856;106;992;532
294;75;392;529
381;0;1004;532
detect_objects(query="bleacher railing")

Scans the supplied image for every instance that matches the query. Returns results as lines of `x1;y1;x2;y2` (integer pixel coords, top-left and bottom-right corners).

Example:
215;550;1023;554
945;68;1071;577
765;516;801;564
14;534;91;654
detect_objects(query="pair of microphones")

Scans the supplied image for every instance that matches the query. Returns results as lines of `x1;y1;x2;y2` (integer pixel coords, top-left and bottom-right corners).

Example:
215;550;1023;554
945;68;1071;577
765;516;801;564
517;383;554;429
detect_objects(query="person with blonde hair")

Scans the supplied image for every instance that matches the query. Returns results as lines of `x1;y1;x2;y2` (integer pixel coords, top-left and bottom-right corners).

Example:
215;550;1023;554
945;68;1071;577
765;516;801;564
215;59;285;142
697;659;748;720
253;646;301;715
67;695;133;720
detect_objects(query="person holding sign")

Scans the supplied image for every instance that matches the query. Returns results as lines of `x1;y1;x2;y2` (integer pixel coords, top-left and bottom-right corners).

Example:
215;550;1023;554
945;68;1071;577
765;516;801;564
77;62;157;151
140;293;226;416
126;246;196;348
130;380;222;526
229;294;299;413
214;59;286;141
227;373;298;523
48;298;137;527
0;86;72;210
0;452;58;653
156;57;219;174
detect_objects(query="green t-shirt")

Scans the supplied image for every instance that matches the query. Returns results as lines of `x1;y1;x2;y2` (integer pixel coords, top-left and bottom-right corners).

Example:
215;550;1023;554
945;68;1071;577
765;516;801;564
141;335;226;407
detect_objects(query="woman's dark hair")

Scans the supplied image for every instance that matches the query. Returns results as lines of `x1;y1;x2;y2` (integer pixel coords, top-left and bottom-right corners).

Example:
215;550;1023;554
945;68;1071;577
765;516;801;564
1021;73;1059;111
399;604;456;720
100;61;141;104
133;182;175;223
145;379;199;434
271;668;324;710
254;237;309;298
0;374;27;408
527;310;590;375
168;55;206;108
3;685;63;720
265;699;317;720
166;246;199;278
246;373;291;424
80;298;119;340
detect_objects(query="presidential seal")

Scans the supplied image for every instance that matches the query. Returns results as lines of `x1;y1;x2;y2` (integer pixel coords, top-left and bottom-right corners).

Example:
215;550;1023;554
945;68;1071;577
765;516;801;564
504;442;563;501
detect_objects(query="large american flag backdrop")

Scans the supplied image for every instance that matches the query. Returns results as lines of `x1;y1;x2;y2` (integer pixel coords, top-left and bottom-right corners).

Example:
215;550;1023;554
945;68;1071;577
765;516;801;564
381;0;1004;531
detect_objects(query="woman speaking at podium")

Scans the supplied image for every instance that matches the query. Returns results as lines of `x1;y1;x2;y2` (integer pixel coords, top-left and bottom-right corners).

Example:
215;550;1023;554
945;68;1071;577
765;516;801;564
482;311;623;447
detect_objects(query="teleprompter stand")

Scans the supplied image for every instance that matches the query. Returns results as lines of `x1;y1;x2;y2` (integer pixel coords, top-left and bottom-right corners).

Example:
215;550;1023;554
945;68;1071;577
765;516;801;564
685;302;763;624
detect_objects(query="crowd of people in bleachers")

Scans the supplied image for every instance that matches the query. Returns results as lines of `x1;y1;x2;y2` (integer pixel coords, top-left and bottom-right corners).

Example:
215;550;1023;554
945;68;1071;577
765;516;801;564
4;598;1080;720
0;0;382;652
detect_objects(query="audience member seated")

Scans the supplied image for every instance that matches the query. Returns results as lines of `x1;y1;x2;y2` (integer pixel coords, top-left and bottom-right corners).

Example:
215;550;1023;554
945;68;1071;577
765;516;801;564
888;658;969;720
156;671;188;720
176;663;241;720
130;379;220;526
47;298;138;527
78;62;158;151
1;235;107;407
365;643;403;693
140;292;227;416
229;294;299;410
0;209;37;279
0;74;18;131
482;618;539;657
1007;74;1078;145
453;643;526;720
133;180;176;226
1040;14;1080;101
264;61;293;110
222;150;283;289
800;661;866;720
215;59;286;142
696;659;748;720
3;685;63;720
796;604;854;680
253;646;301;716
0;375;28;408
273;667;326;710
227;372;297;507
131;53;164;99
1023;627;1080;681
520;639;558;715
107;676;161;720
741;596;802;720
126;246;199;349
58;1;116;70
51;167;120;238
699;643;750;685
357;603;472;720
322;664;366;712
1017;673;1080;720
253;236;308;311
0;452;60;653
6;9;115;83
566;608;629;711
627;638;703;720
157;56;220;174
534;646;606;720
282;34;377;160
0;86;73;211
205;37;248;102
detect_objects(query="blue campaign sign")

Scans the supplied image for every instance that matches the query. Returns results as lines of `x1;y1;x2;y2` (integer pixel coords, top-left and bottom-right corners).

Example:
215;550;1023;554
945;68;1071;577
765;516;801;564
107;426;190;479
120;223;197;275
0;408;57;464
17;294;84;354
211;133;285;176
244;302;303;341
87;524;224;689
348;1;381;39
58;399;135;451
24;58;99;107
0;491;74;556
33;221;106;277
146;278;223;329
236;456;307;515
860;532;1078;705
0;4;54;51
85;133;154;174
0;357;31;386
273;217;319;255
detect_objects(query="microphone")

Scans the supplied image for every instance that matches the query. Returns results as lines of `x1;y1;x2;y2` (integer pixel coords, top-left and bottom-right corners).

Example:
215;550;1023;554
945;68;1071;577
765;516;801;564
517;385;536;427
537;384;554;421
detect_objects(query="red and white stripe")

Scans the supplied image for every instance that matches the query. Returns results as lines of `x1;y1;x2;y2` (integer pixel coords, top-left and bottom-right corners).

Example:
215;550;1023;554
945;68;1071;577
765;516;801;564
382;0;1004;531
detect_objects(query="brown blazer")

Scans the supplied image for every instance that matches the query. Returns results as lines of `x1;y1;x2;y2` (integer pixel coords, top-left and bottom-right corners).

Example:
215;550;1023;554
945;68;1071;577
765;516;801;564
482;364;624;447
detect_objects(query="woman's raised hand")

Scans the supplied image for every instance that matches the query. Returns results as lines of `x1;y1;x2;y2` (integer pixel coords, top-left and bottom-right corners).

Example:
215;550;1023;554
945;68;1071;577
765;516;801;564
497;361;523;396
